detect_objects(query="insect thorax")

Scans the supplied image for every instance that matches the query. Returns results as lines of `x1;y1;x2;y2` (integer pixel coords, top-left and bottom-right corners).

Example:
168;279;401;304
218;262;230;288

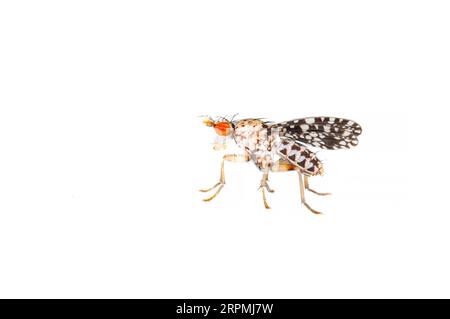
233;119;281;170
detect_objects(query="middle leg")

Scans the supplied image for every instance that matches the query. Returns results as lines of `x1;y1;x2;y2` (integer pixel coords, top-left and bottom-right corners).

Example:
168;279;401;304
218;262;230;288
259;167;274;209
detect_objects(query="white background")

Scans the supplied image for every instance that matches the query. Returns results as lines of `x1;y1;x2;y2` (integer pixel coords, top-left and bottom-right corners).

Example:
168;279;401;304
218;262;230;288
0;1;449;298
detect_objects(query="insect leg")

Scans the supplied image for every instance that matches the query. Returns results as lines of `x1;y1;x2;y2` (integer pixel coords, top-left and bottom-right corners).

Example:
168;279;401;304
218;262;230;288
304;176;331;196
258;167;273;209
271;160;323;214
298;172;322;215
200;153;250;202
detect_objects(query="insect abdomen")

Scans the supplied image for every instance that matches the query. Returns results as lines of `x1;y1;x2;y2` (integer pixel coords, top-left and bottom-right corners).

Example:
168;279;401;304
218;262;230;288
277;139;323;176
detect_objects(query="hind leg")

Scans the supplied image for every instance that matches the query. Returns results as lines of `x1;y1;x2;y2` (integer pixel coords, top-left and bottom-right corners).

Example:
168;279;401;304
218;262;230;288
271;160;322;214
304;176;331;196
298;172;322;214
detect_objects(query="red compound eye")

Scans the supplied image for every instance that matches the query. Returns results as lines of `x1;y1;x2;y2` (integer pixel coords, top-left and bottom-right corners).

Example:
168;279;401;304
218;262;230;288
214;122;231;136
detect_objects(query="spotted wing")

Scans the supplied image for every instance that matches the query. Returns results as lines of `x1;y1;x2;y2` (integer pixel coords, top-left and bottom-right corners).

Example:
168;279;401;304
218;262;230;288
273;117;362;150
277;139;323;176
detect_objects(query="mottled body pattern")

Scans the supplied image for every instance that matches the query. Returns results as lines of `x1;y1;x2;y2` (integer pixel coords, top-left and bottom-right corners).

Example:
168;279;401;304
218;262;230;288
233;119;279;170
277;139;323;176
200;116;362;213
233;119;323;176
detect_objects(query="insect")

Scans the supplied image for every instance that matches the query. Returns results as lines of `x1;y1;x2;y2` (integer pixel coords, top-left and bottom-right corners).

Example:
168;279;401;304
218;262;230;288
200;115;362;213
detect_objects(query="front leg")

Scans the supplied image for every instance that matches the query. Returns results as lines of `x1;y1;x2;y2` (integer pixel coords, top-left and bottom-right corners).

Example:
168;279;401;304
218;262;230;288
200;153;250;202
